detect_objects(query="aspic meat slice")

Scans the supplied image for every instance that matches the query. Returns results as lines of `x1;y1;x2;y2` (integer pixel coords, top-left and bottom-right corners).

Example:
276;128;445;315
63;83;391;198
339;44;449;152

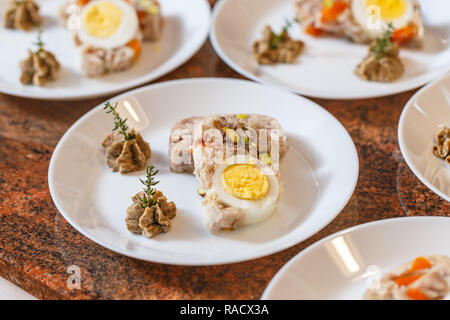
192;114;289;189
168;114;289;176
295;0;424;47
364;256;450;300
169;114;289;233
169;116;203;173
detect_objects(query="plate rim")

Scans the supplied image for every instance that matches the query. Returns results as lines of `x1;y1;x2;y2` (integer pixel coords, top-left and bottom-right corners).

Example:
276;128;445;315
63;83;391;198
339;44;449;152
209;0;450;100
398;72;450;202
48;77;359;265
0;0;212;101
261;216;450;299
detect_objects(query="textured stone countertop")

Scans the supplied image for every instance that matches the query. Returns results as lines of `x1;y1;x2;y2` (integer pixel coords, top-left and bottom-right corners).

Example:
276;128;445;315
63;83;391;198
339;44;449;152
0;0;448;300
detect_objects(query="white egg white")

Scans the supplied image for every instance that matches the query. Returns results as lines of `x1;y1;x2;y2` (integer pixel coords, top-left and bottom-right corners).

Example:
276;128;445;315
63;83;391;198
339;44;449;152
78;0;139;49
351;0;414;38
209;156;281;226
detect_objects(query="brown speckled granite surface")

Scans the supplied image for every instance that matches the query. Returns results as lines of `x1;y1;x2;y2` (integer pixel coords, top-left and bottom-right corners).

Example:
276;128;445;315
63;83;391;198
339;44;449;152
0;0;449;300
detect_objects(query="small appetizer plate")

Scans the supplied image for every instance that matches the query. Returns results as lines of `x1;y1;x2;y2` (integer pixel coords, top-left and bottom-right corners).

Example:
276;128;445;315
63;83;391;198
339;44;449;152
398;73;450;202
262;217;450;299
210;0;450;99
0;0;211;100
48;78;358;265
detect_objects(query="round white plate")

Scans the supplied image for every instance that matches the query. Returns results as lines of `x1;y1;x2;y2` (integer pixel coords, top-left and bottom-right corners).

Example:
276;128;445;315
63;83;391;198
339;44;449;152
398;73;450;202
210;0;450;99
262;217;450;299
0;0;211;100
48;78;358;265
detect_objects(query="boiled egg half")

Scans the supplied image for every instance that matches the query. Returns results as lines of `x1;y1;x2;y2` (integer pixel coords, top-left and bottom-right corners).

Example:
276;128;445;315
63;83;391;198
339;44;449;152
352;0;414;37
78;0;139;49
209;156;281;225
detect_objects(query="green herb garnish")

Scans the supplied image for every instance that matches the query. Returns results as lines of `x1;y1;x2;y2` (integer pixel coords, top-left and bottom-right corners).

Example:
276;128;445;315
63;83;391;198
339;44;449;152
103;101;136;141
269;19;293;49
12;0;24;12
370;22;395;59
33;25;44;55
137;166;160;209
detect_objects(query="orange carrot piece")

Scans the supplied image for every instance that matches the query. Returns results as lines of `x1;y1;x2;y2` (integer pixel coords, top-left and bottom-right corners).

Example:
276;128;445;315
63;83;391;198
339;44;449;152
77;0;91;6
321;1;348;23
127;39;142;60
305;24;323;37
410;257;432;272
137;10;148;20
406;288;428;300
136;10;148;28
391;25;418;46
78;0;131;6
394;274;422;286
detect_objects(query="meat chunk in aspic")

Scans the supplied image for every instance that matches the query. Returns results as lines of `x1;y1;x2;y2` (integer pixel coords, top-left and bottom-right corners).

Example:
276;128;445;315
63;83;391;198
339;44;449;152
81;45;137;78
135;0;163;41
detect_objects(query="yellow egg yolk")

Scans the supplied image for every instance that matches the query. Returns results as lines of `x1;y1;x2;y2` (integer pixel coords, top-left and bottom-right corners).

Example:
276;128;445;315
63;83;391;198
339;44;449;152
221;164;269;200
366;0;407;20
84;2;122;38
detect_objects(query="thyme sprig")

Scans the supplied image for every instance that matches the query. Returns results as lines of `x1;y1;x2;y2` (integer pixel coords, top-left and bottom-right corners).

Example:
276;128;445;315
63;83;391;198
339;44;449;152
370;22;395;59
137;166;160;209
33;25;44;55
269;19;294;49
12;0;24;12
103;101;136;141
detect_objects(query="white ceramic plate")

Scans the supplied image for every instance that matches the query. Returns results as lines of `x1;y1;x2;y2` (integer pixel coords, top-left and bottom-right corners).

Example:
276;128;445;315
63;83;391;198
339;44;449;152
48;78;358;265
398;73;450;202
262;217;450;299
0;0;211;100
210;0;450;99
